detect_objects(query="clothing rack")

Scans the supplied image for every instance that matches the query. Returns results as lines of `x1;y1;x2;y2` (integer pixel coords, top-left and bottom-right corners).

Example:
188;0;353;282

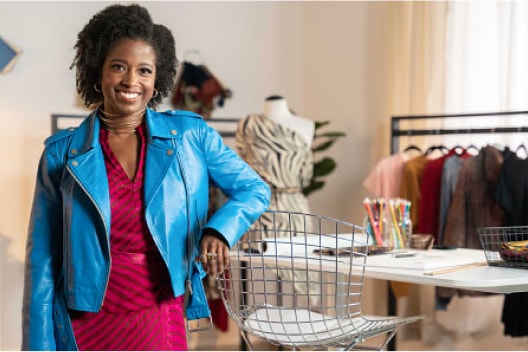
390;110;528;154
388;110;528;351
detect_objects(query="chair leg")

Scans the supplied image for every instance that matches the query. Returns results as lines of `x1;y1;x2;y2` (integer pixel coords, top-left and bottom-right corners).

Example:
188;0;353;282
345;328;398;351
240;330;255;351
376;329;397;351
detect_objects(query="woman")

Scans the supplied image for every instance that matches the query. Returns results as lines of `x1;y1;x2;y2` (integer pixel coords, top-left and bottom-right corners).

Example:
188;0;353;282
22;4;270;350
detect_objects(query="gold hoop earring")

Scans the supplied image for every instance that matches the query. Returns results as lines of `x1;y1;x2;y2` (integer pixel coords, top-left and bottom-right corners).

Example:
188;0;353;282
93;83;102;93
152;89;159;99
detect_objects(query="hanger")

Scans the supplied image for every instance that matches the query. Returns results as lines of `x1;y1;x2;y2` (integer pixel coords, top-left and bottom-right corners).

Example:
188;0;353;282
452;145;465;155
424;144;449;156
466;144;479;154
516;144;527;158
403;144;422;153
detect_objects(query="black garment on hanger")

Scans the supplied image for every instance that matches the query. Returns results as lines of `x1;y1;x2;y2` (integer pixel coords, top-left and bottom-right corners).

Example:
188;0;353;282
495;148;528;337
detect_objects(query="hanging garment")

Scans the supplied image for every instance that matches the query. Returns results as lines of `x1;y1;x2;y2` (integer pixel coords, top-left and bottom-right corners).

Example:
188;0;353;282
418;149;472;243
417;151;455;241
399;155;428;233
439;146;505;301
171;61;232;118
363;152;411;199
495;147;528;225
443;146;505;249
438;154;470;244
435;152;481;311
494;148;528;337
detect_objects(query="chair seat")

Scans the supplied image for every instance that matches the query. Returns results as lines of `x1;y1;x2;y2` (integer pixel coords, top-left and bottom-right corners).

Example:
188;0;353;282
244;307;423;348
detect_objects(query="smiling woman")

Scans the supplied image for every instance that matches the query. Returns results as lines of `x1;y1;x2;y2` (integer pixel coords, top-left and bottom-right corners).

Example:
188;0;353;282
21;3;271;351
100;39;156;118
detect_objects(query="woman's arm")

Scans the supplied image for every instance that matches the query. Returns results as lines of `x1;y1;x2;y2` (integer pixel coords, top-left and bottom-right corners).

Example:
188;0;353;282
200;121;270;248
22;148;64;350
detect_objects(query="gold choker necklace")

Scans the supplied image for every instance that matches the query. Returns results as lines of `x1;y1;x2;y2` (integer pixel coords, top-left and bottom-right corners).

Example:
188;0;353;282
99;107;146;133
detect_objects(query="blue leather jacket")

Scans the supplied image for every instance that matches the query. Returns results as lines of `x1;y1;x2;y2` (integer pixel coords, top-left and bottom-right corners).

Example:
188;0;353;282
22;108;270;350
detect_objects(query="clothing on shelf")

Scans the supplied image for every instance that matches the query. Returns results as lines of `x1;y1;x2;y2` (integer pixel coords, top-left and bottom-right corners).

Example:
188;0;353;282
171;61;232;118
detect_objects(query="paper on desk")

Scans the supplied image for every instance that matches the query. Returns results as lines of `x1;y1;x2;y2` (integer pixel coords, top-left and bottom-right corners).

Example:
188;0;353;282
366;250;485;270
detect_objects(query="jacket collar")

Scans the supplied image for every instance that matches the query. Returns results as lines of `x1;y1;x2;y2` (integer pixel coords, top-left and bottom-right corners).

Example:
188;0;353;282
69;110;100;156
145;108;180;140
70;107;180;153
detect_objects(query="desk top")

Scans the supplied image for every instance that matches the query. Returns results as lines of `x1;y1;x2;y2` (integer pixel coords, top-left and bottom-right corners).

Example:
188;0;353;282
240;237;528;294
363;248;528;294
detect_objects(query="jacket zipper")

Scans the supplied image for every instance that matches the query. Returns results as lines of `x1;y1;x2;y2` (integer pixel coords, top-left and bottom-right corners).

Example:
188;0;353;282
66;164;111;309
172;139;194;293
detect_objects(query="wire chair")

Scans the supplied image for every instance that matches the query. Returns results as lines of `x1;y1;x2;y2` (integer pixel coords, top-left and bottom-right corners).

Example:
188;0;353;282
217;210;423;351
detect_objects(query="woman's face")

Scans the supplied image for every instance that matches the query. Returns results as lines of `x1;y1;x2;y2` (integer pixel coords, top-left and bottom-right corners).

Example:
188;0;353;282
100;38;156;116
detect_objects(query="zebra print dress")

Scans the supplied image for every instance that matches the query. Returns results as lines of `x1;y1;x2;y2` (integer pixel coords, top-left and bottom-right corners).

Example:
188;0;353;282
236;114;313;225
236;114;318;301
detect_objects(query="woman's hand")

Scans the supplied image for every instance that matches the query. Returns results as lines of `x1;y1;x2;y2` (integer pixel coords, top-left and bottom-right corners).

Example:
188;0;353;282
198;233;229;276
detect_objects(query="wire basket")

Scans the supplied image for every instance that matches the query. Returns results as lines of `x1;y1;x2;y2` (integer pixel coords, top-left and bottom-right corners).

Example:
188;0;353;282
478;226;528;269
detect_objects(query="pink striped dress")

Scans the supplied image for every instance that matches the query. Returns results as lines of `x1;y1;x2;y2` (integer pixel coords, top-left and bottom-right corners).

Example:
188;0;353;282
69;124;187;351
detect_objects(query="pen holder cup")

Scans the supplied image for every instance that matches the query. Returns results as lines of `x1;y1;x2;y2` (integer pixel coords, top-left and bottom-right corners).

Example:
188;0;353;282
408;234;434;250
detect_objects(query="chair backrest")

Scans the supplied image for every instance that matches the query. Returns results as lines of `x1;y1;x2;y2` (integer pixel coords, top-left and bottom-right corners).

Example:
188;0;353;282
217;210;370;347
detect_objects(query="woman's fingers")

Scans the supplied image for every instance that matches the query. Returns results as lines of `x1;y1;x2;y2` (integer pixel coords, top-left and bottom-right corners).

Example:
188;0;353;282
199;235;229;275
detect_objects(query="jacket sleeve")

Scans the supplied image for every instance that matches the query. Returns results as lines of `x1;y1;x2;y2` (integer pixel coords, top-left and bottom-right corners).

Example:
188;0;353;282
199;121;270;248
22;148;64;350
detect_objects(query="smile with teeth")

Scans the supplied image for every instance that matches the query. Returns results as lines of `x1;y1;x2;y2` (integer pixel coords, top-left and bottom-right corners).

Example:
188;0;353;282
118;91;140;99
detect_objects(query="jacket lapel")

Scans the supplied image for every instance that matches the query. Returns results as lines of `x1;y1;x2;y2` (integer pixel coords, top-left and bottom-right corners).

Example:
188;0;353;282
66;113;111;236
144;109;183;207
65;109;184;237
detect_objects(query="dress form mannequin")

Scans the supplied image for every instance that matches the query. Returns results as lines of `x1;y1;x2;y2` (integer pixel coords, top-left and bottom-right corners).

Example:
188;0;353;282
236;97;317;301
263;96;315;146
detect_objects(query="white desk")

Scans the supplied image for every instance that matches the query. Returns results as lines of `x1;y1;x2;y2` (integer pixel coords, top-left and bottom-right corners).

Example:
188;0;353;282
261;237;528;294
363;248;528;294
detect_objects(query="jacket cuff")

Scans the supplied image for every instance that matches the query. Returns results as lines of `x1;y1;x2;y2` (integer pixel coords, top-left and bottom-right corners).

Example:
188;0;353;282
201;227;229;247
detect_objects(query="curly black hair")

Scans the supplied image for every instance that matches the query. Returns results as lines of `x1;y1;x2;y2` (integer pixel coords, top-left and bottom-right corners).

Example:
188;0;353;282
71;4;177;109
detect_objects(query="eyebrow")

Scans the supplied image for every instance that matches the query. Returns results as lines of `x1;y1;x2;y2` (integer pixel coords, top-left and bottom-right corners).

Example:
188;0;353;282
108;58;154;68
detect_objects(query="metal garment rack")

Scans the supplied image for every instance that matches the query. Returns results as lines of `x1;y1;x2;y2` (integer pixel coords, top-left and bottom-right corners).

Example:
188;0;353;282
388;110;528;350
390;110;528;154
